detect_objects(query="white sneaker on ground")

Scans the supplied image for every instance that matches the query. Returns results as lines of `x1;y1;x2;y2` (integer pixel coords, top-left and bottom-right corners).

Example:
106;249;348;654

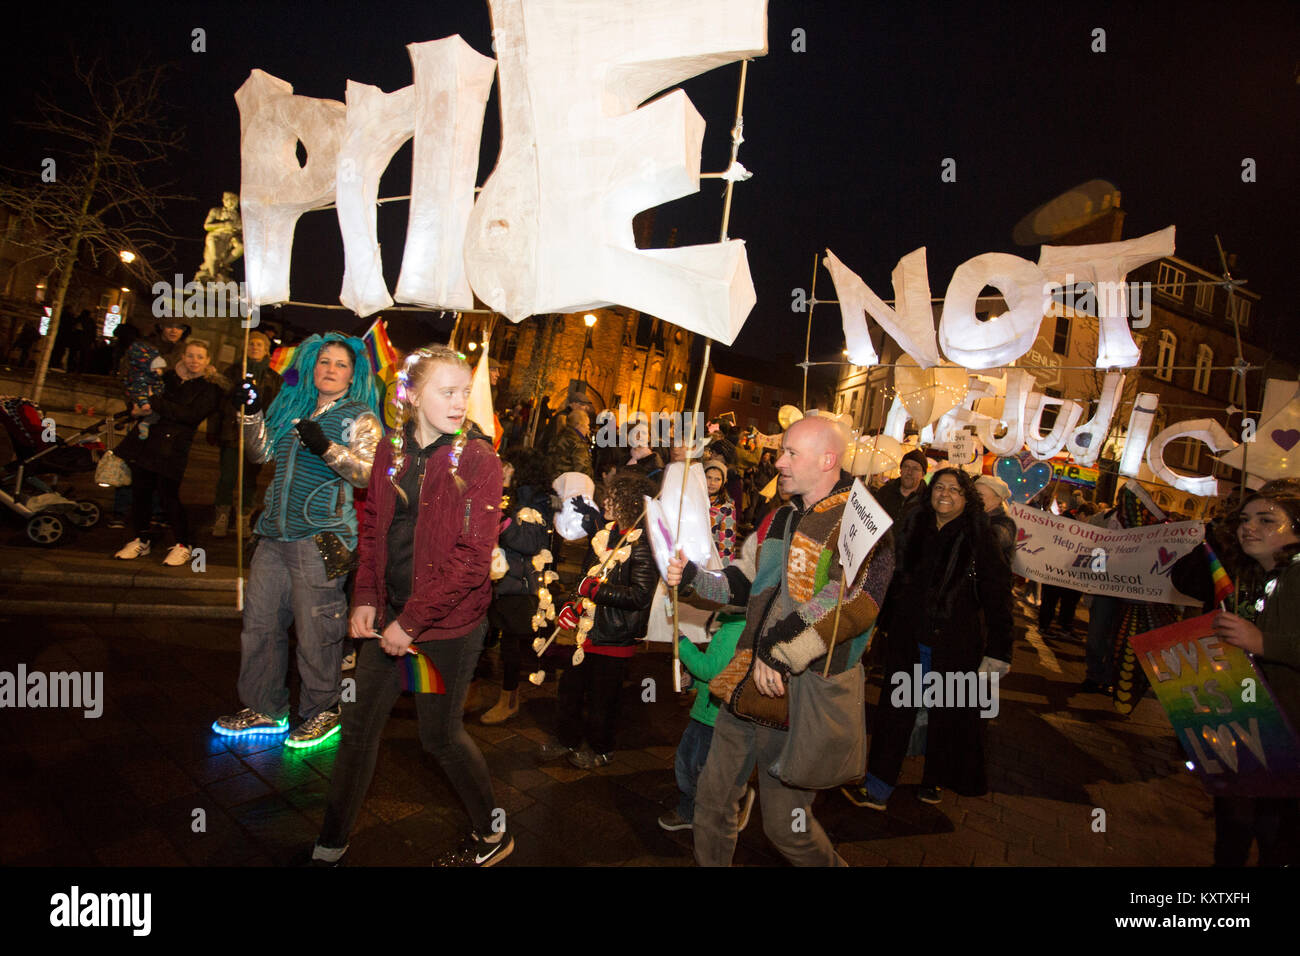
162;544;192;566
114;538;151;560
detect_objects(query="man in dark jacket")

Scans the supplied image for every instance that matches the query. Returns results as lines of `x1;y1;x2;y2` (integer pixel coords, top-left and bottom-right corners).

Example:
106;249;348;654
541;472;658;769
547;406;593;480
875;448;928;520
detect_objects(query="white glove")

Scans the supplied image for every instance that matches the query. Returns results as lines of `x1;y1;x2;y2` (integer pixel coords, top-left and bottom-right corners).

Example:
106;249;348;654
978;656;1011;676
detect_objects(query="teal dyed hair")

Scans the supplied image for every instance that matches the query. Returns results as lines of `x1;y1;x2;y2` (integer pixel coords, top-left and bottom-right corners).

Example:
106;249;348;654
264;333;382;444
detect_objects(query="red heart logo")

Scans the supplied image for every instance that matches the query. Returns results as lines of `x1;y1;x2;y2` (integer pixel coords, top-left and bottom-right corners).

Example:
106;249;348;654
1016;527;1029;542
1158;547;1173;565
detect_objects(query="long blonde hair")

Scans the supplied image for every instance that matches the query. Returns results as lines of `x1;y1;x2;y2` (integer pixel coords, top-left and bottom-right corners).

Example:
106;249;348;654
388;345;472;503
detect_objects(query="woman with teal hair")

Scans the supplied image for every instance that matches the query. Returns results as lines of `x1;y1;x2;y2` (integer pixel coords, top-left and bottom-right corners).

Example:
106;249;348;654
213;332;384;747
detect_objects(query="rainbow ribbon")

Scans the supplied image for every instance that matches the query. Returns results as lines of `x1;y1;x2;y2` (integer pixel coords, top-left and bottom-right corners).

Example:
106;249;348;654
398;646;446;694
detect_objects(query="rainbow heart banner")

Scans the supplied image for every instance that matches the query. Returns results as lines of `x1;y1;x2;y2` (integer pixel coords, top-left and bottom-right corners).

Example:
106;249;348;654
398;646;446;694
1130;612;1300;797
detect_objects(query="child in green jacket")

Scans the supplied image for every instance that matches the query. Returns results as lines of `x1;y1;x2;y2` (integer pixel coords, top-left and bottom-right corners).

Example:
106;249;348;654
658;533;757;832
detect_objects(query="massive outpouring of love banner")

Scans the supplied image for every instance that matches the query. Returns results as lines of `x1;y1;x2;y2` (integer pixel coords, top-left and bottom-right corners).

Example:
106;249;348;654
1007;501;1204;605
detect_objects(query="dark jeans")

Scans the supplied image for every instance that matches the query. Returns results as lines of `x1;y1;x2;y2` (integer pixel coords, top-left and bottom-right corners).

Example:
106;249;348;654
1214;796;1300;866
1086;595;1121;684
489;595;539;693
674;717;714;821
214;444;262;510
556;653;629;754
318;620;495;849
1038;585;1081;629
130;467;189;546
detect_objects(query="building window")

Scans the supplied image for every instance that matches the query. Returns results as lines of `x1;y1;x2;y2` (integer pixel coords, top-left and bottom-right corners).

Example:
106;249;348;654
771;390;782;408
1229;370;1245;407
1040;387;1063;430
730;381;742;401
1194;282;1213;313
1052;316;1070;355
1225;296;1251;327
752;386;762;405
1157;262;1186;300
849;390;859;415
1180;439;1199;471
1192;344;1213;394
1155;329;1177;382
835;394;844;413
501;330;518;362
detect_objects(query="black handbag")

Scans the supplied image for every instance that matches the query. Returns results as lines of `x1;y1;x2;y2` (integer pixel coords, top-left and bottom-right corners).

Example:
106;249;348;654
768;661;867;790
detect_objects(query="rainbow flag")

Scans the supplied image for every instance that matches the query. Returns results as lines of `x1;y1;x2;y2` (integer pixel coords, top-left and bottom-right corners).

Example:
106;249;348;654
362;319;399;379
1203;541;1234;606
269;345;296;375
398;646;445;694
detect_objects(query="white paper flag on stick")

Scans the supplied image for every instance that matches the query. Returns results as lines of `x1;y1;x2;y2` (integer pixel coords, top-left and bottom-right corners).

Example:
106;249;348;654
644;462;716;578
838;479;892;586
467;347;496;442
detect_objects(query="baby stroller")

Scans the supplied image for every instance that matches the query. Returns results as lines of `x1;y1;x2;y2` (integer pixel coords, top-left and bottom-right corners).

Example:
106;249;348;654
0;395;108;546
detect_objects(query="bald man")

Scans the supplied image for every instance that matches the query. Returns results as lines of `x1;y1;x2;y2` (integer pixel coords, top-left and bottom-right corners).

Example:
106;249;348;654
665;415;895;866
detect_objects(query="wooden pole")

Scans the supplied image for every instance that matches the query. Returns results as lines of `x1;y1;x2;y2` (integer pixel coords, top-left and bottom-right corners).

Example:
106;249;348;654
802;252;819;409
235;315;252;611
823;585;845;678
670;57;751;693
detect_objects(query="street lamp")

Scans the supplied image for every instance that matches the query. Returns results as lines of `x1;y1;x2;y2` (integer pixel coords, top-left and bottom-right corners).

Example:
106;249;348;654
578;313;597;398
674;380;684;413
119;250;135;264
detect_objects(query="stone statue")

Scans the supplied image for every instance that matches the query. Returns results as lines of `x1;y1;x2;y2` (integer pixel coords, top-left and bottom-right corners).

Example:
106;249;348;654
194;192;244;283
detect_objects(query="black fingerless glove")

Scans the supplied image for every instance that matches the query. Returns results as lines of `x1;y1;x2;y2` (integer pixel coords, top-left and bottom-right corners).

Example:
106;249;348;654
235;375;263;414
295;419;330;457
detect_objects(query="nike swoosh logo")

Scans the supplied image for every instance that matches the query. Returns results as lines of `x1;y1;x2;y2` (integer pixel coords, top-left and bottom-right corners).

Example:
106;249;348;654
475;849;496;864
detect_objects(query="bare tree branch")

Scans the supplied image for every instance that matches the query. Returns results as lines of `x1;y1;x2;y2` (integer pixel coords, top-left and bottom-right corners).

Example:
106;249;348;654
1;56;190;401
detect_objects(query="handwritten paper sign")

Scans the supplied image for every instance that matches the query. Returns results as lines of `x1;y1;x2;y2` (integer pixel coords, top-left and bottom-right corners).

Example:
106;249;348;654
838;478;892;584
947;431;976;466
1130;612;1300;797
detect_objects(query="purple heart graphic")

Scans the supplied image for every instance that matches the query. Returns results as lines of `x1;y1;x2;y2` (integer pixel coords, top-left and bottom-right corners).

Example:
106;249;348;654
1271;429;1300;452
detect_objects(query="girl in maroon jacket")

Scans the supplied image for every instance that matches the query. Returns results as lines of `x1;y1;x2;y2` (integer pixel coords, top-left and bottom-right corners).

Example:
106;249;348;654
311;345;510;867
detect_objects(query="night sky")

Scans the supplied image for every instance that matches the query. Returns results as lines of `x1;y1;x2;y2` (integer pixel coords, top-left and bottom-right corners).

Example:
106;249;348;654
4;0;1296;362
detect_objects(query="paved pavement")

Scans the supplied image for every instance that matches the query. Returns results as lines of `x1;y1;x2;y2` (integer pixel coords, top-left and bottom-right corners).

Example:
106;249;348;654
0;425;1223;867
